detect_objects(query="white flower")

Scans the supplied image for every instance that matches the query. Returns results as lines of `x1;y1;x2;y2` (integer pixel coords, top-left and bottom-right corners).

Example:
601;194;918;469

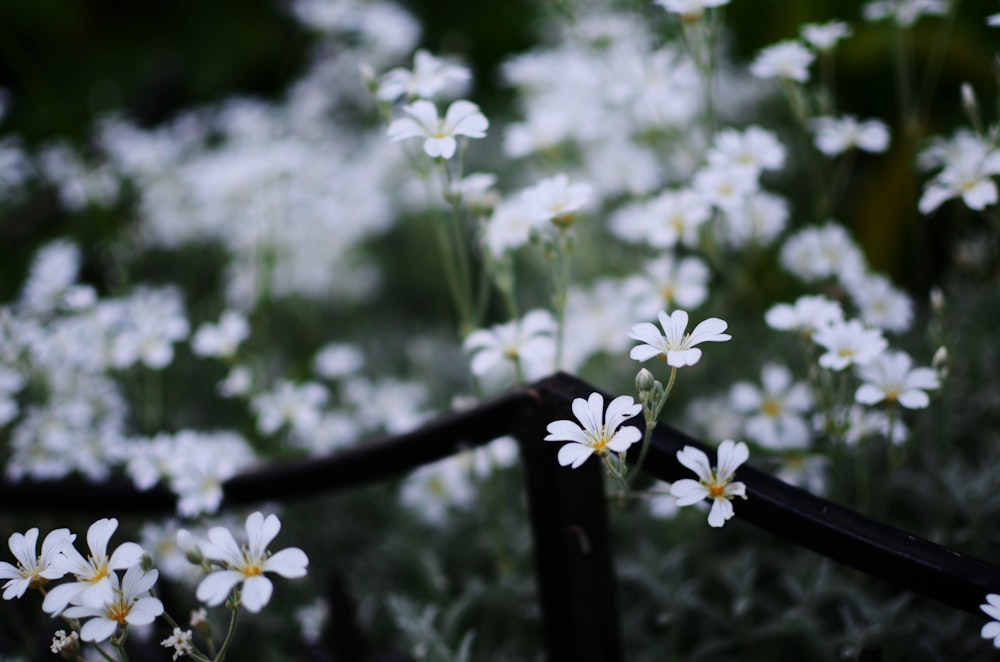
692;162;759;212
43;518;145;615
813;319;887;372
520;173;593;226
750;41;815;83
463;309;557;381
716;191;789;249
779;222;867;284
62;566;164;643
50;630;80;655
811;116;890;156
863;0;947;26
625;255;711;316
918;139;1000;214
544;392;642;468
377;49;470;102
731;364;813;449
629;309;731;368
387;99;488;159
312;342;365;380
655;0;730;19
0;528;74;600
707;126;786;174
161;627;195;661
196;512;309;613
845;273;913;333
801;21;852;50
855;350;940;409
191;310;249;358
483;197;536;257
765;295;844;336
670;440;749;527
251;380;328;436
981;594;1000;647
989;12;1000;27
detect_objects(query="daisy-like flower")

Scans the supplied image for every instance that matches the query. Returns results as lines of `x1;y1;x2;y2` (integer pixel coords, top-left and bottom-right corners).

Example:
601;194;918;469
707;126;786;174
812;319;887;372
981;594;1000;647
0;528;74;600
750;41;815;83
918;140;1000;214
196;512;309;613
625;255;711;316
387;99;488;159
863;0;947;27
462;309;556;381
855;350;940;409
801;21;852;51
161;627;196;660
191;309;250;358
811;116;890;156
520;173;593;227
43;518;145;616
62;566;164;643
629;309;731;368
376;49;471;102
544;392;642;469
670;440;749;527
655;0;730;21
730;364;813;449
765;295;844;337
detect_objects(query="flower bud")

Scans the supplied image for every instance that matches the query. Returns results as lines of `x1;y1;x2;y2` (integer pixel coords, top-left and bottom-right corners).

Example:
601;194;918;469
932;346;949;380
635;368;656;393
929;286;945;314
176;529;203;565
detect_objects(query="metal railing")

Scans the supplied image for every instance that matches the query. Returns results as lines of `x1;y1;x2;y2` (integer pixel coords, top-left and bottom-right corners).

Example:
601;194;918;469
3;372;1000;661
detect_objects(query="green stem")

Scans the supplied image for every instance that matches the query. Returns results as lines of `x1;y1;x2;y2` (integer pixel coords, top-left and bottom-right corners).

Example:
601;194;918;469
627;367;677;490
552;228;573;370
214;591;241;662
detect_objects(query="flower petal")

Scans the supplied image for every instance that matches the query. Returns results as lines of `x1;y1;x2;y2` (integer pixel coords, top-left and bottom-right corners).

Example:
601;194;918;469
196;570;244;606
240;575;274;613
264;548;309;578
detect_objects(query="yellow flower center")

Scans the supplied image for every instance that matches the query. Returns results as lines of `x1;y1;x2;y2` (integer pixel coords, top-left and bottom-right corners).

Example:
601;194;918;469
761;399;781;417
708;484;725;498
107;599;131;624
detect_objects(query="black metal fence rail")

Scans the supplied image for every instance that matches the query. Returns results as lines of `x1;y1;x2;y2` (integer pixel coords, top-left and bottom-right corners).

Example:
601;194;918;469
3;372;999;661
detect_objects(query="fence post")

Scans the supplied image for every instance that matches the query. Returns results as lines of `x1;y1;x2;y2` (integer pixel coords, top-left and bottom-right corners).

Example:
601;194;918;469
517;375;625;662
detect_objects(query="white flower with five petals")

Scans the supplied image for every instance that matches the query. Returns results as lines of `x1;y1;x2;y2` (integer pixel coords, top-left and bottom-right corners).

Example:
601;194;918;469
196;512;309;613
544;392;642;469
0;527;74;600
387;100;488;159
854;350;940;409
629;310;731;367
670;440;749;527
62;566;164;642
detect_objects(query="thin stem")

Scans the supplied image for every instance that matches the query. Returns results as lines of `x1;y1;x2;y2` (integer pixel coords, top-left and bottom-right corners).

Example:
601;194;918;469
627;367;677;490
552;228;573;370
214;591;241;662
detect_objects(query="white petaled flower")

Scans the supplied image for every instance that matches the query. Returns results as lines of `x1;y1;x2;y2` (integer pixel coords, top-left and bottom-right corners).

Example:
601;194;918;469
387;99;488;159
692;162;759;212
730;364;813;449
845;272;913;333
544;392;642;469
670;440;749;527
0;528;74;600
707;126;786;174
750;41;815;83
654;0;730;20
855;350;940;409
191;310;250;358
801;21;852;50
376;49;471;102
918;140;1000;214
62;566;164;643
765;295;844;337
811;116;890;156
43;518;145;616
629;309;731;368
862;0;947;26
812;319;887;372
196;512;309;613
625;255;711;316
484;197;536;257
161;627;195;661
989;12;1000;27
981;594;1000;647
463;309;557;381
521;173;593;227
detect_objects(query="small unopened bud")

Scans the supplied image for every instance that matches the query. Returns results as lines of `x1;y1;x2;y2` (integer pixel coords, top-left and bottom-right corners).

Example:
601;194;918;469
635;368;656;393
932;346;949;380
961;82;984;135
929;286;945;314
141;553;155;572
176;529;203;565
